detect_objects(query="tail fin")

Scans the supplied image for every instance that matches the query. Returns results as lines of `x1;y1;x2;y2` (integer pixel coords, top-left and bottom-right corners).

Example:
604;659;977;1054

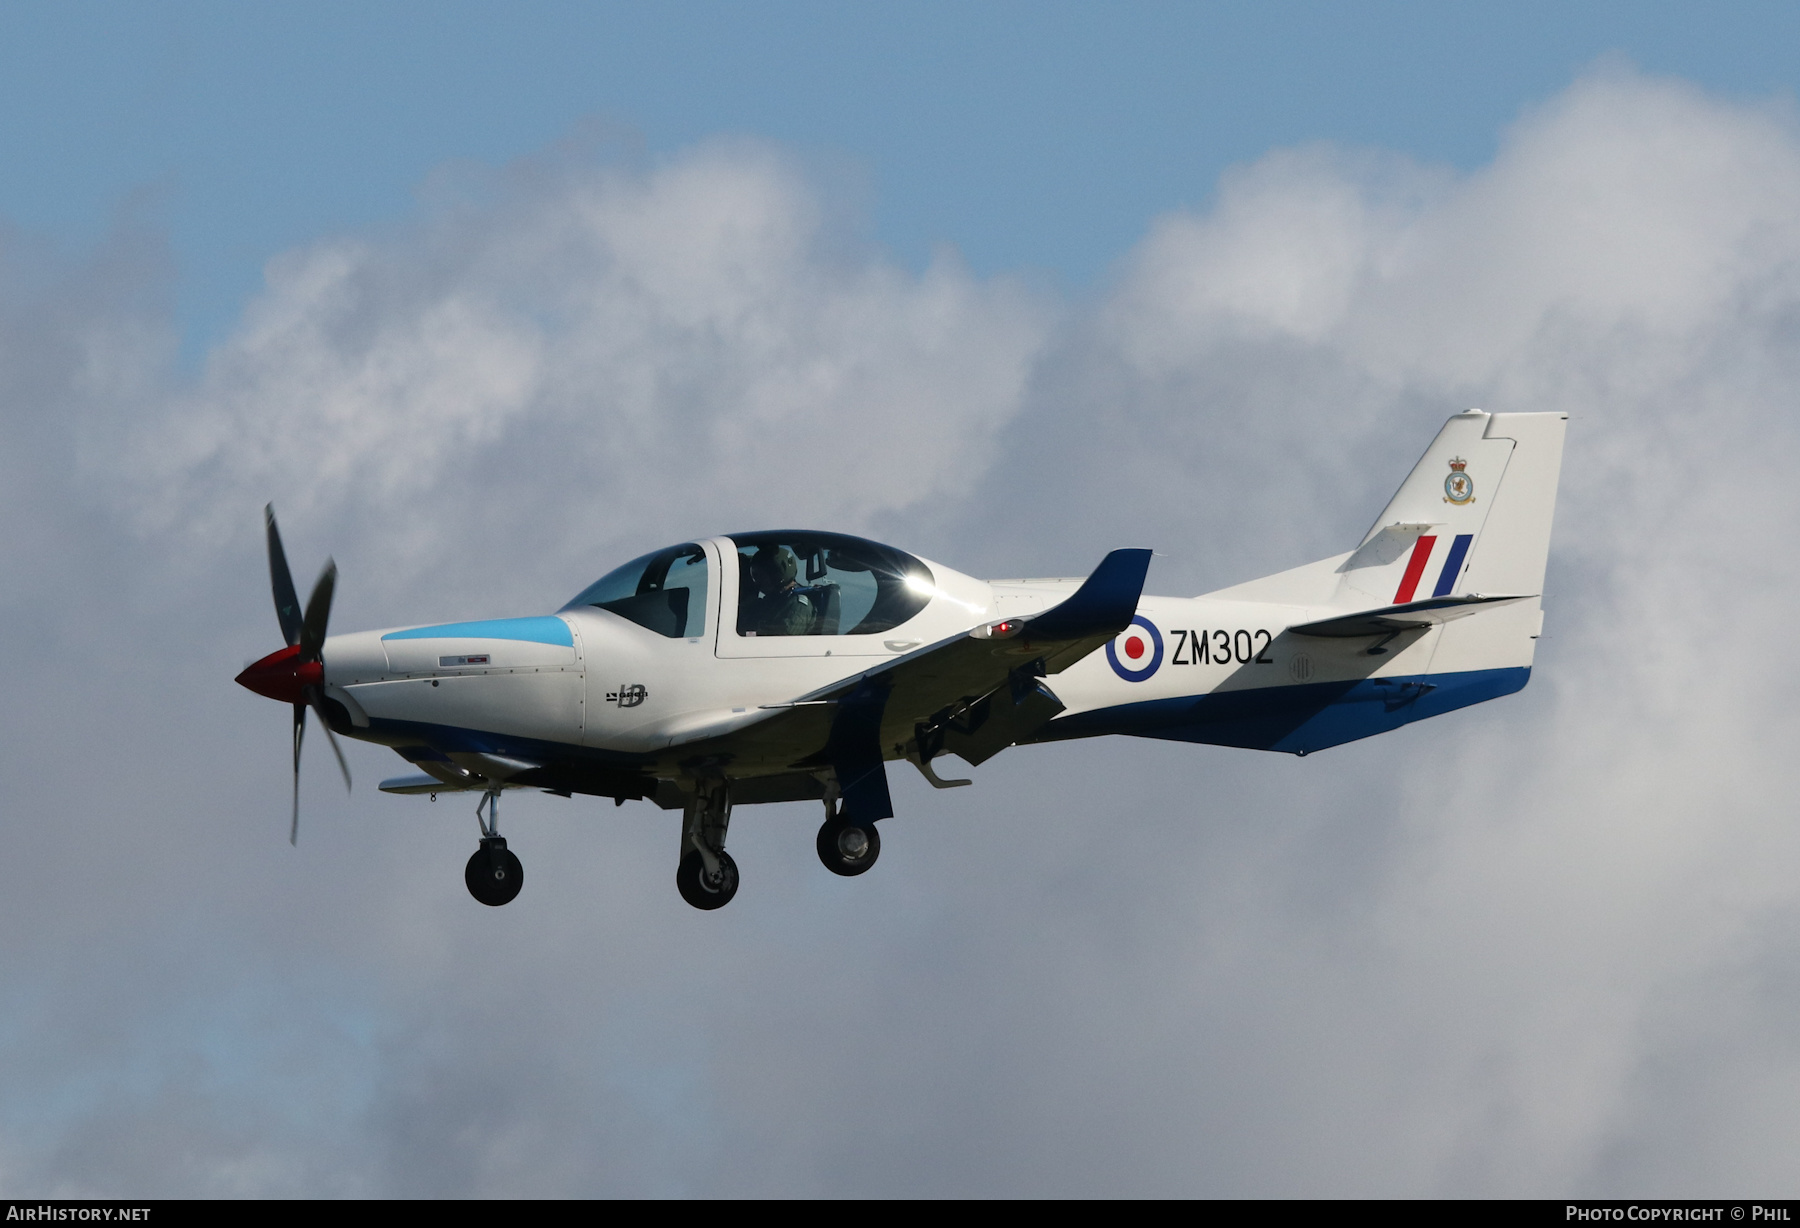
1334;410;1567;607
1203;410;1568;612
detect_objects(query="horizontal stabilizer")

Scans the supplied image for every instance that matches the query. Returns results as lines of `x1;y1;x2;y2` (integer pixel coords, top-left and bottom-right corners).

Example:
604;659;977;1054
1290;593;1535;638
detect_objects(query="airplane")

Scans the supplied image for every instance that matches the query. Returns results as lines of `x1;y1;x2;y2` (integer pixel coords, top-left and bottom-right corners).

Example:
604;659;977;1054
236;409;1566;909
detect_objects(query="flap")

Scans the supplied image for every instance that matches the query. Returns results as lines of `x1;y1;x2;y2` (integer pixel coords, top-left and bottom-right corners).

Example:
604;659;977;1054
938;679;1067;767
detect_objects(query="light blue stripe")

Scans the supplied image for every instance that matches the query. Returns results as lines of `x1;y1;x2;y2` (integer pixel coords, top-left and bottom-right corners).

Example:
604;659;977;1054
382;617;573;646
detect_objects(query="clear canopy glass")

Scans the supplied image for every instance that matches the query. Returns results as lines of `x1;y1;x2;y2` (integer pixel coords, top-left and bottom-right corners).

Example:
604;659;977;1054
729;531;932;637
564;543;709;638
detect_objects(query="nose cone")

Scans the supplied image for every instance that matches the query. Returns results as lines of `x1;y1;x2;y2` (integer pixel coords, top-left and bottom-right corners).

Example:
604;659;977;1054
236;644;323;704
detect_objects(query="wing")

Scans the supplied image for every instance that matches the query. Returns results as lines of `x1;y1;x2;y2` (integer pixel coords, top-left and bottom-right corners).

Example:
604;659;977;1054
658;548;1153;811
379;773;477;795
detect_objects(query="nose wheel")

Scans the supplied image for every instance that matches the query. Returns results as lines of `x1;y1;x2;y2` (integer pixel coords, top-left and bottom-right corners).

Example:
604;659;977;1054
817;812;881;876
466;836;523;906
465;789;523;907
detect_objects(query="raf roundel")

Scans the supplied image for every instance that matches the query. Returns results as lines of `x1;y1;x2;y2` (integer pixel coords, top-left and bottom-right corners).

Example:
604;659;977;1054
1105;615;1164;682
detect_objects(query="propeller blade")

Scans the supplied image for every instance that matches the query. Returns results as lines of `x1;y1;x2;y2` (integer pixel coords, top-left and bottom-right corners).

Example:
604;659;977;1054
263;509;345;847
291;700;306;846
306;686;354;794
265;505;304;648
299;559;336;662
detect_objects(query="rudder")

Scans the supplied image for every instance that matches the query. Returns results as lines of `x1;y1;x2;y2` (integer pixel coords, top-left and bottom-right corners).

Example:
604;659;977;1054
1458;412;1568;599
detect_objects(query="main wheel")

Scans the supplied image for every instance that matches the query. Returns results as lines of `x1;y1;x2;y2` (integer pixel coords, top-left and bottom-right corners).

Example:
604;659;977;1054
676;848;739;910
466;838;523;907
817;816;881;877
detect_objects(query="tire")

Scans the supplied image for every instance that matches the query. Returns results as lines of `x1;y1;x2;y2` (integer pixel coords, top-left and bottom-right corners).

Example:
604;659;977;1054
676;848;739;910
465;839;524;907
816;817;881;877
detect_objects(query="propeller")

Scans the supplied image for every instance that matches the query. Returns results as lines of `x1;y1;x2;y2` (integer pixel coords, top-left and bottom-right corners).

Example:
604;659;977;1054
236;504;352;844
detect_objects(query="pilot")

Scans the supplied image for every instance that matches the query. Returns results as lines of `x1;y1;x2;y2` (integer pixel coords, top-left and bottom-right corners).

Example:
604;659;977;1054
744;546;816;636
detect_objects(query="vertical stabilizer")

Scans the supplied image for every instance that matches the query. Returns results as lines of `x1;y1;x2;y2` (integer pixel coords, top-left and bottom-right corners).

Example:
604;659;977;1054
1333;410;1564;607
1202;410;1568;615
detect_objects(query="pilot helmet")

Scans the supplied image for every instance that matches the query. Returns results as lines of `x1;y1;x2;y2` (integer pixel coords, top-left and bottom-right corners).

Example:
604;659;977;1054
752;545;799;587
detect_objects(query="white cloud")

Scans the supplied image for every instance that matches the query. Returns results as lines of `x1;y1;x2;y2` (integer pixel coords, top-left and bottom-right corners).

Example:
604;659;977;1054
4;65;1800;1195
954;62;1800;1194
117;139;1050;620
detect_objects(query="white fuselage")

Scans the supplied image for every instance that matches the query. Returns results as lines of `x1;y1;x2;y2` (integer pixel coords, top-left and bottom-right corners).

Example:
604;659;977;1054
316;536;1543;772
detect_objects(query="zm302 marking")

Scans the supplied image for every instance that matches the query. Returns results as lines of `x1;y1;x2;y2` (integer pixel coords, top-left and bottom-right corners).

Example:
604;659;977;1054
1170;629;1276;666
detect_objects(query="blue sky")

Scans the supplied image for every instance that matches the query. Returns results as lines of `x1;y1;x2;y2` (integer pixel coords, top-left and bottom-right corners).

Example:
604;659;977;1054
6;1;1800;358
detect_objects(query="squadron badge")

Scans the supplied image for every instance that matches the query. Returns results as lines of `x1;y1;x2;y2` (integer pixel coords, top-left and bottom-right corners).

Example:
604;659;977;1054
1443;456;1475;505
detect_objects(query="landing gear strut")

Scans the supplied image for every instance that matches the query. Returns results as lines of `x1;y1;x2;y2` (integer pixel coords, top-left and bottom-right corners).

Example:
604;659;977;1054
465;788;523;907
676;779;738;910
816;791;880;877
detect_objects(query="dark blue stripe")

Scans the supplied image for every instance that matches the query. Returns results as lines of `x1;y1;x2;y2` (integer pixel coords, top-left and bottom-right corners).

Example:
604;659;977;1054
1029;666;1530;755
362;717;647;767
1431;534;1473;598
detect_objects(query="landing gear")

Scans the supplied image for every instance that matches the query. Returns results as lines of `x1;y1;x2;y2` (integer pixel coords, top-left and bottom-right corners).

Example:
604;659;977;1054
676;847;739;909
465;789;523;907
816;795;881;877
467;837;523;906
677;779;739;910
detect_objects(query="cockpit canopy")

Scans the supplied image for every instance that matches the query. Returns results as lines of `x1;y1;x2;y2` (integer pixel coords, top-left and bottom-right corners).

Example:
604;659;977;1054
730;531;932;638
564;542;709;638
564;532;934;639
